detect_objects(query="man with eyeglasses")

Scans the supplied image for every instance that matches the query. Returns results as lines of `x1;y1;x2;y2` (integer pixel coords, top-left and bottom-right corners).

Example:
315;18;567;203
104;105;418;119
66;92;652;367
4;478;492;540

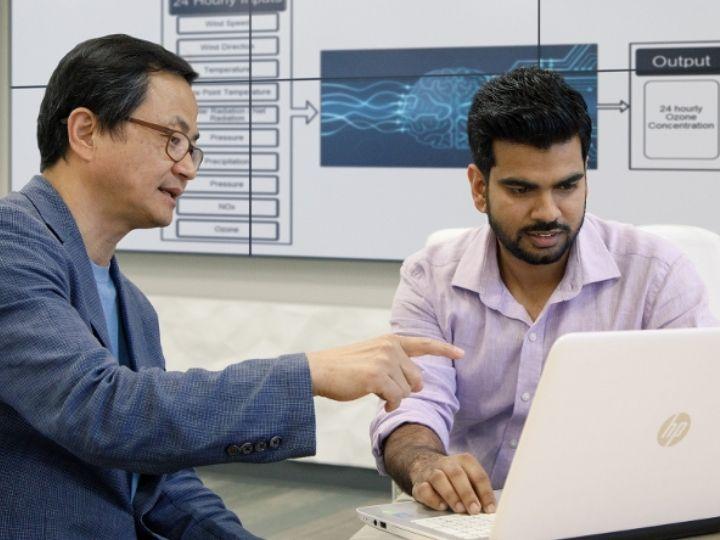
0;34;462;539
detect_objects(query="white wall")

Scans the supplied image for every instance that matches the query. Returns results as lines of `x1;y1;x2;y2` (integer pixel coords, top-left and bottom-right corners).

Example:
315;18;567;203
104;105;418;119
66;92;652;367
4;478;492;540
0;1;8;197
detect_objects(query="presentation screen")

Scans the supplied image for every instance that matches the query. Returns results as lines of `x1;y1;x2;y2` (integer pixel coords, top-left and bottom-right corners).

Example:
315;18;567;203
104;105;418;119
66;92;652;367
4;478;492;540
10;0;720;259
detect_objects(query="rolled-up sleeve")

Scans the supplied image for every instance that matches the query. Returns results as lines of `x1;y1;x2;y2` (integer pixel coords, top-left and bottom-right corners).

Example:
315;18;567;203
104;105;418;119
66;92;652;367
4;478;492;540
644;253;719;329
370;258;459;474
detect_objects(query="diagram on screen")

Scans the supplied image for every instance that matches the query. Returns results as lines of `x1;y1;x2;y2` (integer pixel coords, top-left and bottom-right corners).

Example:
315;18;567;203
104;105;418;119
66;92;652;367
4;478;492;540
10;0;720;260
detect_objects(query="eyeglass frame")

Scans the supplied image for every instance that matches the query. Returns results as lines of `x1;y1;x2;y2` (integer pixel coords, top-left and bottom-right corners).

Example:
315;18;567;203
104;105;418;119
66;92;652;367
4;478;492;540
60;115;204;170
126;117;204;170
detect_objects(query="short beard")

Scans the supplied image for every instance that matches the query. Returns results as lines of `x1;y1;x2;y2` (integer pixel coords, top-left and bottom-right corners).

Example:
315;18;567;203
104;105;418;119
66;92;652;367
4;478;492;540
487;199;586;266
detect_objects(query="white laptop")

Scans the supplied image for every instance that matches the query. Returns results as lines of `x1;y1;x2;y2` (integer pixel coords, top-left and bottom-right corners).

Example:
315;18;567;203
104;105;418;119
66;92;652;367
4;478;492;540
357;328;720;539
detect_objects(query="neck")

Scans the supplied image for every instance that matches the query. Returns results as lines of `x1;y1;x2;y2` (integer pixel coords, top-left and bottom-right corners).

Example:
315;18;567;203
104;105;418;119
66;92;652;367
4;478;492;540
496;242;570;320
43;164;128;266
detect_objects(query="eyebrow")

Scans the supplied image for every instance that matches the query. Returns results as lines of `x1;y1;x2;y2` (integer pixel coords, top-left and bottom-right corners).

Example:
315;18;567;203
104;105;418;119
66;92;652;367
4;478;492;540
169;116;200;142
497;172;585;189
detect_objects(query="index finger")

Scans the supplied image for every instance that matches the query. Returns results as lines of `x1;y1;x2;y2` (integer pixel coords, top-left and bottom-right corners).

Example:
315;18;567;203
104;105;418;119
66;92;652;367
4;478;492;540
397;336;464;360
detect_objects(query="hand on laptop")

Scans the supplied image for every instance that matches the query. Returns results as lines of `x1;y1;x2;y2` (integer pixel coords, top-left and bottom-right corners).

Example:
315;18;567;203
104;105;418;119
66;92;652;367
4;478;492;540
307;335;464;411
383;424;496;515
410;452;496;515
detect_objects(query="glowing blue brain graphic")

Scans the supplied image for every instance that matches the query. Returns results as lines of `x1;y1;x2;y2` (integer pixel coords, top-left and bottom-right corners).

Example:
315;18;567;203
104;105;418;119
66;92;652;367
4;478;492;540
321;68;490;151
400;68;489;150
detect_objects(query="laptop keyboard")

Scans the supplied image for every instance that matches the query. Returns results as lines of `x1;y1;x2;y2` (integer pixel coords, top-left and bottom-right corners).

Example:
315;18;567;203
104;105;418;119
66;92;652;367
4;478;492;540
412;512;496;539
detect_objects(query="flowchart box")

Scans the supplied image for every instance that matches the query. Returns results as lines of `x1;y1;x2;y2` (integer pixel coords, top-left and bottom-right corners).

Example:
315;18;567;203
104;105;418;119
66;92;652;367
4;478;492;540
197;105;278;125
644;80;719;160
190;60;279;80
177;13;278;34
630;41;720;170
185;176;279;196
177;197;279;218
193;83;279;103
201;128;278;148
178;37;278;58
176;220;279;242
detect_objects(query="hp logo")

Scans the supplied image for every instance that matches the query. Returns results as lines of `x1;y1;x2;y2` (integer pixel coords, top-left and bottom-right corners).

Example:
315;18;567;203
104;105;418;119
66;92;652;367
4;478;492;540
657;412;691;447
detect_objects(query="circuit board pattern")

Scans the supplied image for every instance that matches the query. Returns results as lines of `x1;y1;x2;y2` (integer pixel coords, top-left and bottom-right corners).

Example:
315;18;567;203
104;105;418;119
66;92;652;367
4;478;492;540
321;44;597;168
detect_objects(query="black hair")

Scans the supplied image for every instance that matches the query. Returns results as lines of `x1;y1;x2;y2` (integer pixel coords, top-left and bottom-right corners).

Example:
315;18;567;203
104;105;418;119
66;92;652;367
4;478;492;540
37;34;198;171
466;66;592;177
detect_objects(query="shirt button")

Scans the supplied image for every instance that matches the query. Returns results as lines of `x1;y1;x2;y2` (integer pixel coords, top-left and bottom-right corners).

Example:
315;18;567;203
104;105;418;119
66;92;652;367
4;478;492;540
528;332;537;342
510;439;518;449
521;392;531;402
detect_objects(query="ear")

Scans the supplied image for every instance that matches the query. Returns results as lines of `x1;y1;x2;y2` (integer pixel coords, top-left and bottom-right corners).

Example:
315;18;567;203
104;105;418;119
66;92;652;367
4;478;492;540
65;107;100;163
467;164;488;214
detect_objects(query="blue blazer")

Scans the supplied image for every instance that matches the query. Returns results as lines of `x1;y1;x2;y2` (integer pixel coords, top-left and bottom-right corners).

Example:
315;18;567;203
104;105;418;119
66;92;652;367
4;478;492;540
0;176;316;539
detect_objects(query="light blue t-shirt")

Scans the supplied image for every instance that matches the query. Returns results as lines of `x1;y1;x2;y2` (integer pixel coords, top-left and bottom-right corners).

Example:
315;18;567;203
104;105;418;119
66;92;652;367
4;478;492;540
91;261;140;502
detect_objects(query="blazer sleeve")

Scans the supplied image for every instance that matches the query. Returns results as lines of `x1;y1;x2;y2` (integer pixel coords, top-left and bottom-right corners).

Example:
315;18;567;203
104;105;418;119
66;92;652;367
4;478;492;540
0;207;316;474
140;468;260;540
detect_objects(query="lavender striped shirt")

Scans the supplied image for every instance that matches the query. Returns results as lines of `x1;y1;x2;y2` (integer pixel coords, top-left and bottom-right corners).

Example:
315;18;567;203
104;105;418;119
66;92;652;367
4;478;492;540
371;214;717;488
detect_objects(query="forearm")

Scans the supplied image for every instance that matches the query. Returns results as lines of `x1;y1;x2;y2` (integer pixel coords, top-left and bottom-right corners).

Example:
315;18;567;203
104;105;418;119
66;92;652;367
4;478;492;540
383;423;447;495
2;338;315;473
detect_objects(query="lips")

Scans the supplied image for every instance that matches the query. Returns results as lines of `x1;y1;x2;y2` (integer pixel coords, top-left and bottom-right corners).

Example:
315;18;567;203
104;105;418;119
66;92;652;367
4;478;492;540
158;186;183;207
525;230;564;248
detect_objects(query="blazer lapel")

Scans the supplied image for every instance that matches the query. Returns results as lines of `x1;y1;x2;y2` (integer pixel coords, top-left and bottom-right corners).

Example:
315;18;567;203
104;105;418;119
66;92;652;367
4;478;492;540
20;176;112;349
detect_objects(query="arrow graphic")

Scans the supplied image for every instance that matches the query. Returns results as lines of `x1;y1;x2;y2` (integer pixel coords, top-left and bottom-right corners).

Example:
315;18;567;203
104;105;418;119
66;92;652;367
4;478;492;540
290;100;318;124
598;100;630;113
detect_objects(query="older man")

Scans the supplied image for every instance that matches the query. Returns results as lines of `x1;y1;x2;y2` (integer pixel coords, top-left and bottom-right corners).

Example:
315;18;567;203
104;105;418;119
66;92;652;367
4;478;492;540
0;34;461;538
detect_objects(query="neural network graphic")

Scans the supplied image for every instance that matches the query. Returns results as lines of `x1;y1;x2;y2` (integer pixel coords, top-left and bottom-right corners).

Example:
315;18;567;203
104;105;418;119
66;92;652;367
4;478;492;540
321;44;598;168
322;68;490;151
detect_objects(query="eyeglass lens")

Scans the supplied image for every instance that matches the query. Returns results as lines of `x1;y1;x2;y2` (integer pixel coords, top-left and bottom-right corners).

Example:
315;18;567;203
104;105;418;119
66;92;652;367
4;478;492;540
166;132;203;169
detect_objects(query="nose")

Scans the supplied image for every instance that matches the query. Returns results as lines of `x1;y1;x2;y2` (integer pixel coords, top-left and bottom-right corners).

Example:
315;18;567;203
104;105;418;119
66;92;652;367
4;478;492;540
171;151;198;181
530;190;562;224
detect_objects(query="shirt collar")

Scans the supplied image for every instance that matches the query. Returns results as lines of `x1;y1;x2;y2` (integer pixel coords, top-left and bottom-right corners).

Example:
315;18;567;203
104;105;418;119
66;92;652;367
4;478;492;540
451;213;621;305
565;214;622;293
451;225;505;310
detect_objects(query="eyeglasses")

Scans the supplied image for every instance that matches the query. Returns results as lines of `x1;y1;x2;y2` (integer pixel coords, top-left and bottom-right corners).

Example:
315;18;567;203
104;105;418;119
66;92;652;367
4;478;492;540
127;117;204;170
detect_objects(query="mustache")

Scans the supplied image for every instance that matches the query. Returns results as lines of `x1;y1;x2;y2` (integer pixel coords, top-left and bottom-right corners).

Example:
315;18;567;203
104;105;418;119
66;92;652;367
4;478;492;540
520;221;571;234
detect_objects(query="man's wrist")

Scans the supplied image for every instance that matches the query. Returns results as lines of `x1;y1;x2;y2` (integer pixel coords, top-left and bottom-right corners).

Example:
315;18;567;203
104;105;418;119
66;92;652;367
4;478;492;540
407;446;446;485
382;424;447;494
305;351;329;397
